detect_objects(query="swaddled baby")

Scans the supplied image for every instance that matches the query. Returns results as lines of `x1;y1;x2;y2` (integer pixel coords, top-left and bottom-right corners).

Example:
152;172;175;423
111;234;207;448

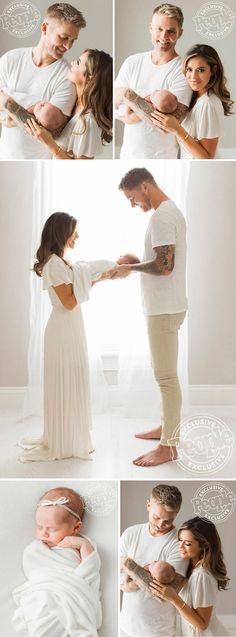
12;487;102;636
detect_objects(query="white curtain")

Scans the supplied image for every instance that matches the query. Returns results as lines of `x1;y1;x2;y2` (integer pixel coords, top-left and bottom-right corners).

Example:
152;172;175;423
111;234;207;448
24;160;189;423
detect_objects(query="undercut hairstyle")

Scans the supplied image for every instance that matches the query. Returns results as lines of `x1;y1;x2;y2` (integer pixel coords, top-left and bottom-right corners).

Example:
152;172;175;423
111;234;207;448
178;517;230;590
183;44;234;116
119;168;156;191
76;49;113;144
38;487;85;520
152;4;184;28
46;3;86;28
33;212;77;277
151;484;182;511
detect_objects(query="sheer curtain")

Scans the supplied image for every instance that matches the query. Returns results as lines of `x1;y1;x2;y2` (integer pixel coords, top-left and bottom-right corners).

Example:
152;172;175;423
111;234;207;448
24;160;189;423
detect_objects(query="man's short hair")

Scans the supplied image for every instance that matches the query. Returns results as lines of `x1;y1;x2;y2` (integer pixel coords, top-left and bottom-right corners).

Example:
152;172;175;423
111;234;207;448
152;4;184;28
119;168;156;190
46;3;86;28
151;484;182;511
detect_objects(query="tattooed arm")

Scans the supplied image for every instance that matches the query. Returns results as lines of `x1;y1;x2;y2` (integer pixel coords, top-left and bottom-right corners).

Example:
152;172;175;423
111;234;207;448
110;245;175;279
0;90;69;135
123;89;188;125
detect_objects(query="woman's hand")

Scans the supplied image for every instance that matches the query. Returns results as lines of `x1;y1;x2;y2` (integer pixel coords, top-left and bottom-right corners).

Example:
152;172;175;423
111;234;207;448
24;118;54;146
150;111;181;135
149;579;179;604
110;264;132;279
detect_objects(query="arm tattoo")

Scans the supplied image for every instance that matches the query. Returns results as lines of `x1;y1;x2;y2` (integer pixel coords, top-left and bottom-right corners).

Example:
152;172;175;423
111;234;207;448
130;245;175;275
124;89;189;124
4;96;37;125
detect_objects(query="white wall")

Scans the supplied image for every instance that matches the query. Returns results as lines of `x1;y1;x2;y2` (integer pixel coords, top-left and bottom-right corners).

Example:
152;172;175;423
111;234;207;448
0;479;118;637
120;480;236;615
115;0;236;151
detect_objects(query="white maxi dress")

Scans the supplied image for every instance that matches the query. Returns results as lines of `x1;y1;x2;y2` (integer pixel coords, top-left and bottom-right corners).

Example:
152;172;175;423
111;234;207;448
20;254;93;462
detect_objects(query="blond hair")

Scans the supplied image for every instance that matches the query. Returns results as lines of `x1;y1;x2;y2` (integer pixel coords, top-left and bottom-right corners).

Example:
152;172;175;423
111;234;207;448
151;484;182;511
152;4;183;28
46;3;86;28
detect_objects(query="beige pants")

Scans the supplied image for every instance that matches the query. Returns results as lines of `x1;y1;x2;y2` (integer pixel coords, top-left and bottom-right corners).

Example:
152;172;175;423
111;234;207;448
147;311;186;446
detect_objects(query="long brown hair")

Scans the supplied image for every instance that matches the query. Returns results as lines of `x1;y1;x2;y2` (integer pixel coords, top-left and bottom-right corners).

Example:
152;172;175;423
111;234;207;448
178;517;230;590
183;44;234;115
76;49;112;144
33;212;77;277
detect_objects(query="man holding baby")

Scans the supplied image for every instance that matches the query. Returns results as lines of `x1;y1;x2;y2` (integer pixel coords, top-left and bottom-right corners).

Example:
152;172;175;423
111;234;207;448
120;483;187;637
115;3;192;158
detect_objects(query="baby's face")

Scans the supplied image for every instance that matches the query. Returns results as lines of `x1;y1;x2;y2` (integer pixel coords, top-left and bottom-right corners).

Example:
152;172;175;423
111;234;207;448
35;506;79;547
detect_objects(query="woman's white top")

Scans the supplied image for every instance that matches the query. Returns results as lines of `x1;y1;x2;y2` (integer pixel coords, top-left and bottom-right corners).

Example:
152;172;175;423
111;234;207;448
56;110;103;158
180;565;229;636
180;92;224;159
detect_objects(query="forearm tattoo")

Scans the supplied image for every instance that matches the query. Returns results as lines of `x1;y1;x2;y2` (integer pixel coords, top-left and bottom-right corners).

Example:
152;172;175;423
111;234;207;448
124;89;188;124
131;245;175;275
4;96;37;125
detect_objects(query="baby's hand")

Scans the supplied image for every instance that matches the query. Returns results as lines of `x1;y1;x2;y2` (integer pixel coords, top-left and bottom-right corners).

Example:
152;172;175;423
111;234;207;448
57;536;94;560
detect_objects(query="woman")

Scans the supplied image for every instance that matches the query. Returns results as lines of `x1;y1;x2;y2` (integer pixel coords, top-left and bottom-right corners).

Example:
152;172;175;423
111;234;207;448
20;213;94;462
24;49;113;159
149;517;230;636
150;44;234;159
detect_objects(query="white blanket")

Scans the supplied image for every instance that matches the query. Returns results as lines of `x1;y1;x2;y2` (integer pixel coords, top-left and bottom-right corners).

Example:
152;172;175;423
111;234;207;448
72;260;116;304
12;539;102;637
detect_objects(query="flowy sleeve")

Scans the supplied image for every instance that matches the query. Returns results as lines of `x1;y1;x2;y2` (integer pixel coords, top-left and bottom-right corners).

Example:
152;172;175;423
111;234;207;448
191;568;217;609
42;255;72;290
196;96;224;139
71;114;102;158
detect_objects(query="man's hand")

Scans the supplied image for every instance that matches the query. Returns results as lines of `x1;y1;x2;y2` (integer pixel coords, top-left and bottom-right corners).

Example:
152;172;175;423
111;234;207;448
0;114;16;127
110;264;132;279
121;575;140;592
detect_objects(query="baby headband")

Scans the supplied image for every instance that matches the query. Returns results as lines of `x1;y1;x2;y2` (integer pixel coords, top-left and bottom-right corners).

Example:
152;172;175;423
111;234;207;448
38;497;81;521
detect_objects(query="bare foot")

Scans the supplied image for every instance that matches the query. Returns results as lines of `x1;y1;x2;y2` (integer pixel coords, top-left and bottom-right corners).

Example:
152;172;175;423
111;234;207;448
135;426;162;440
133;444;177;467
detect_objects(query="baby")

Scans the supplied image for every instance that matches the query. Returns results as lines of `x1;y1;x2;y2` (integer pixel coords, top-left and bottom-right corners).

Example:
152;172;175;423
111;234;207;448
117;253;140;265
30;101;64;131
147;559;176;584
148;89;178;114
12;487;102;636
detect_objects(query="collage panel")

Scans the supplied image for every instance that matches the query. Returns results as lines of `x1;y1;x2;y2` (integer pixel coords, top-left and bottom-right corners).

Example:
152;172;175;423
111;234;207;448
115;0;236;159
0;159;235;480
120;480;236;636
0;479;118;636
0;0;113;159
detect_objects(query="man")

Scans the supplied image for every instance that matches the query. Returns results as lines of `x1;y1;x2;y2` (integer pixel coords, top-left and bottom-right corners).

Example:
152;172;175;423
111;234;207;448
0;3;86;159
120;484;188;637
115;167;187;467
115;4;192;158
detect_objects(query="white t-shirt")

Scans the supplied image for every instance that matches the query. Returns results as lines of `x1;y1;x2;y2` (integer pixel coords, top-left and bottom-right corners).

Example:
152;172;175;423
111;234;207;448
180;92;224;159
120;523;188;637
141;200;187;316
180;566;229;636
0;48;76;159
56;111;103;158
115;51;192;158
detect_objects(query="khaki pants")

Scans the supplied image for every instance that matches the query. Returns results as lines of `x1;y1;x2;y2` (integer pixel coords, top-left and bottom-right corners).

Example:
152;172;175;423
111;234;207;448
147;311;186;446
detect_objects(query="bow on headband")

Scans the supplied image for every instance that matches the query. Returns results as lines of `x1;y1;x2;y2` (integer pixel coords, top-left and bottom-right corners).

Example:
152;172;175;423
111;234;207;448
38;497;81;521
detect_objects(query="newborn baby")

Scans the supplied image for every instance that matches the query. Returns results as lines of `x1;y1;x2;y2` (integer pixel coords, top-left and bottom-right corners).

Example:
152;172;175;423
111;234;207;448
12;487;102;636
32;101;64;131
149;89;178;114
147;559;176;584
117;253;140;265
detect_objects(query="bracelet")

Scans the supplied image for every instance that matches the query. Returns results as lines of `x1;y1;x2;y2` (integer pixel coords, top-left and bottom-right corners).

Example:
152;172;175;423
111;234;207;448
180;600;187;610
184;132;189;141
54;145;62;156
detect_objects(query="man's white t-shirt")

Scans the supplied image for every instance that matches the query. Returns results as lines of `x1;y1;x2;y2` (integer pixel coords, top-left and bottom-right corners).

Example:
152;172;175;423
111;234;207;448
0;48;76;159
180;92;224;159
141;200;187;316
115;52;192;158
120;523;188;637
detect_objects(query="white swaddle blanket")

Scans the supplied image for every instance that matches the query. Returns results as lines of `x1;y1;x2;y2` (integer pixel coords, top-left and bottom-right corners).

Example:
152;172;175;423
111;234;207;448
12;538;102;637
72;259;117;303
